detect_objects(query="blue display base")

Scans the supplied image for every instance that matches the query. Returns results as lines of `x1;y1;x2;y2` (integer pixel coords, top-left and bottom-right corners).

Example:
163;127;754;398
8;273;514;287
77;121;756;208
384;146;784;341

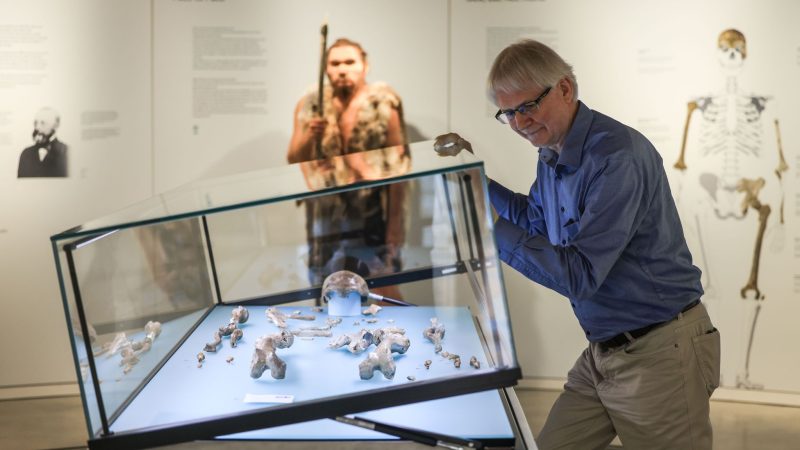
107;305;513;441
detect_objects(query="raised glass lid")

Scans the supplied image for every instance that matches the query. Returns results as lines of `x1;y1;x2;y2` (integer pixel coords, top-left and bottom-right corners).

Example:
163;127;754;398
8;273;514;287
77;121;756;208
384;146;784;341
51;140;481;240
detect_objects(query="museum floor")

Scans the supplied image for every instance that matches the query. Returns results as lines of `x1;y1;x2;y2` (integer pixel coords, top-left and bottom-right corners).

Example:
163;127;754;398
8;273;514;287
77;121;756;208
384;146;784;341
2;388;800;450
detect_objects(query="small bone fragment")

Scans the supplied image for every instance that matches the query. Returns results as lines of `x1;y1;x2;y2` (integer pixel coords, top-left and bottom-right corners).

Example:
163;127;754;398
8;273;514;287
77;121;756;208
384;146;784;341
230;328;243;347
329;329;374;354
469;356;480;369
119;321;161;373
289;312;316;321
219;323;236;337
231;306;249;324
424;360;432;369
362;304;382;316
266;307;288;328
291;328;333;338
423;318;446;353
204;331;222;353
93;332;126;357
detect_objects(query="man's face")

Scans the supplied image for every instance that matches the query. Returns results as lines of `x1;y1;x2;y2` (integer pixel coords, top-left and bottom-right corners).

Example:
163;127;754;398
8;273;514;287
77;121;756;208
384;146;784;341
495;80;573;151
326;45;367;96
32;109;58;143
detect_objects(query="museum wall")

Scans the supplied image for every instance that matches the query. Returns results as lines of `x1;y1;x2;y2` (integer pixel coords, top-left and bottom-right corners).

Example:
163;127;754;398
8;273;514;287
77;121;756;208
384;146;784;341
2;0;799;405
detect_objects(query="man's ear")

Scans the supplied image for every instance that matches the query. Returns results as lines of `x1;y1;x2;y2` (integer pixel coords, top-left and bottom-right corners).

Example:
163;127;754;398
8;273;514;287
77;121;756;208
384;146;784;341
559;78;574;103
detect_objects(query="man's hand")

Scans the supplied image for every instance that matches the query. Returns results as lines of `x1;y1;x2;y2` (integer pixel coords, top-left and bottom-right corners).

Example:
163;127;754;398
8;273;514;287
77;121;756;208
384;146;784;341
433;133;473;156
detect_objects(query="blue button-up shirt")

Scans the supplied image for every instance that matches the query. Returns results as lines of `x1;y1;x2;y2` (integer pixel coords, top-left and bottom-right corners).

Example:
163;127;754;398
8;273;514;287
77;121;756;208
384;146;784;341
490;101;703;342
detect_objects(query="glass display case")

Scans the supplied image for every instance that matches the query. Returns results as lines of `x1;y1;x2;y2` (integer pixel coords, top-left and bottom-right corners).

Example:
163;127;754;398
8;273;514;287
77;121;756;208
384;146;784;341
51;140;524;449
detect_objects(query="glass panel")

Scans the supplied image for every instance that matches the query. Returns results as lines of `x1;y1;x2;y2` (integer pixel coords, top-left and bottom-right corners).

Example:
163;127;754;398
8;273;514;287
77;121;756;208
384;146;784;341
210;176;452;302
102;165;516;436
51;140;518;445
52;141;481;240
57;219;215;436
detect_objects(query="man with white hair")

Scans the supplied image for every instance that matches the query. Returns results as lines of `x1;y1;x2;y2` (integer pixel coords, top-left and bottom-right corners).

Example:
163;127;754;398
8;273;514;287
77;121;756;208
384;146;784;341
18;107;68;178
437;39;720;449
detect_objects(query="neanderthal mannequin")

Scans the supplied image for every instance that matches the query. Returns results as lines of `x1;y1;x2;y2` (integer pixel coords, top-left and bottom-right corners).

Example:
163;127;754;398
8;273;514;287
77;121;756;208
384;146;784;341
674;29;788;389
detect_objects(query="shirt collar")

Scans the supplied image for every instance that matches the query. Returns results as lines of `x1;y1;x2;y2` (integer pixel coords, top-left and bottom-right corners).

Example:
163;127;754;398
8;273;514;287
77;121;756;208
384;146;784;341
538;101;592;171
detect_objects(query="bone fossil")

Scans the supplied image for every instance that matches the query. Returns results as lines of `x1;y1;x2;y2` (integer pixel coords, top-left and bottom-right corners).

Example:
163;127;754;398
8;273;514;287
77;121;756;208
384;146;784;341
329;329;375;354
329;327;407;354
115;321;162;374
206;306;249;351
266;307;316;328
321;270;369;304
423;317;446;353
358;332;411;380
250;330;295;379
362;304;382;316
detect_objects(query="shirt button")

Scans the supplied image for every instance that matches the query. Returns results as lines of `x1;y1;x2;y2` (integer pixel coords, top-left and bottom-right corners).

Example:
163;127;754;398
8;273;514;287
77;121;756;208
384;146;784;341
561;239;566;245
560;206;565;212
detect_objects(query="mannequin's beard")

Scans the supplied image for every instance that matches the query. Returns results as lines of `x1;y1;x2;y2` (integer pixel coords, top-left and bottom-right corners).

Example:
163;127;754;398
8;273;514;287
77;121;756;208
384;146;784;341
32;129;54;144
332;84;354;98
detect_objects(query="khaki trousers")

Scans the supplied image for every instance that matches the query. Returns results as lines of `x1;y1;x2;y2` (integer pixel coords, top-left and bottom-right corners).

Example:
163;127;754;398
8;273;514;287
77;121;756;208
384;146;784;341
537;303;721;450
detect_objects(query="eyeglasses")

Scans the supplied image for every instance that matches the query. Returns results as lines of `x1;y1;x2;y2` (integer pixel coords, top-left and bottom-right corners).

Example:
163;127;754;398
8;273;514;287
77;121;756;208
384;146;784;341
494;87;552;124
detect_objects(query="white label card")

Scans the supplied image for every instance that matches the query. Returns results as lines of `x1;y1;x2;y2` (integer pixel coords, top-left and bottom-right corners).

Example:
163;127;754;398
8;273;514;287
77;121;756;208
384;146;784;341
243;393;295;404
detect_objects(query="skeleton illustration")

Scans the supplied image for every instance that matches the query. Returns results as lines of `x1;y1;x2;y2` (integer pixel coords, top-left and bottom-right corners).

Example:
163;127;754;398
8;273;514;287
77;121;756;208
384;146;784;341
250;330;294;379
675;29;789;389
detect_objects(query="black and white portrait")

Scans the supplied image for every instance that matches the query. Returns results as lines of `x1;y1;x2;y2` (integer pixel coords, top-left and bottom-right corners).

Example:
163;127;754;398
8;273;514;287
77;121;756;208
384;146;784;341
17;107;69;178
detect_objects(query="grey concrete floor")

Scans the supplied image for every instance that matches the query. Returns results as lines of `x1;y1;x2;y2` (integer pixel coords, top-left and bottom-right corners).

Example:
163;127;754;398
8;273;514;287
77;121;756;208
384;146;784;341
2;389;800;449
